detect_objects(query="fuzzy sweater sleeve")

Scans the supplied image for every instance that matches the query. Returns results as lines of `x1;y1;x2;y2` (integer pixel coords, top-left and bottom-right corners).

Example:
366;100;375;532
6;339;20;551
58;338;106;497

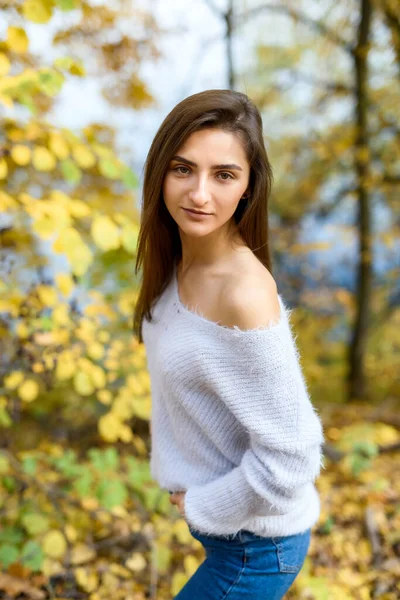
183;314;325;534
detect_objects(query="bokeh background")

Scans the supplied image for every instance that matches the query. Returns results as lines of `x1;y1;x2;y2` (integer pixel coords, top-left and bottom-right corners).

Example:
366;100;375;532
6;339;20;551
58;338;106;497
0;1;399;598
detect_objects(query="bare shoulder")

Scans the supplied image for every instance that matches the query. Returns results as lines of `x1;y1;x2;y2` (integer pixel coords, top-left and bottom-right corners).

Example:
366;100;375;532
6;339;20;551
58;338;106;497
220;267;281;331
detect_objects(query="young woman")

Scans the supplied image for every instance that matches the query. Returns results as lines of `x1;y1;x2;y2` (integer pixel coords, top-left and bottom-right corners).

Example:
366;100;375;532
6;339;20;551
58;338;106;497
134;89;325;600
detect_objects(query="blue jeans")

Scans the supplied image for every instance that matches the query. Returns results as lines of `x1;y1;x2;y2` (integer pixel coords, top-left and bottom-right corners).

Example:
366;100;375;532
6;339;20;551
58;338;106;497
174;526;311;600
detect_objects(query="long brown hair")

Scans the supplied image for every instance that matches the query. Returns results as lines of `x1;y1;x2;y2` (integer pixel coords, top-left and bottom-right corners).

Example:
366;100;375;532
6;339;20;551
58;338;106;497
133;89;274;343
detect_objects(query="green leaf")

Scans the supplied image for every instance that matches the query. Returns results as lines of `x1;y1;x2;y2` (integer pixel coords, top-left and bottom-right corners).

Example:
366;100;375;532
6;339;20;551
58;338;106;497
0;452;9;473
319;515;334;535
21;513;50;535
88;447;119;472
0;544;19;568
352;441;379;458
39;315;53;331
19;93;37;114
21;540;44;571
142;486;161;511
98;158;121;179
2;475;17;492
53;56;86;76
73;468;93;497
0;526;24;545
103;447;119;470
52;448;80;477
22;456;37;476
96;479;128;509
126;456;150;488
121;223;138;254
121;166;138;189
0;406;12;427
55;0;78;11
60;158;82;184
38;69;65;96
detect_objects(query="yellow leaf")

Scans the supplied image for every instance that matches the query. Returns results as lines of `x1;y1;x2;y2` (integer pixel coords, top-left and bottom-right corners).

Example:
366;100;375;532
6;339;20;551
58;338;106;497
37;284;58;307
52;329;70;346
89;365;106;389
52;304;69;325
98;412;120;442
75;567;98;593
172;520;193;544
11;144;31;166
55;273;74;296
96;389;112;405
87;342;104;361
0;191;18;210
74;371;95;396
0;53;11;77
32;216;56;240
171;572;189;598
0;158;8;180
119;424;133;442
53;227;83;254
70;544;96;566
43;201;71;229
49;132;69;159
91;215;120;251
22;0;53;24
64;524;78;543
98;331;110;343
53;228;93;276
68;199;91;218
184;554;200;577
110;563;132;579
42;530;67;559
126;552;146;572
18;192;35;204
92;143;113;159
121;222;138;254
18;379;39;403
16;322;29;339
55;350;75;381
70;243;93;276
72;145;96;169
0;93;13;109
0;454;10;474
4;371;24;390
126;375;142;394
25;120;42;141
133;395;151;420
33;146;57;171
7;27;29;54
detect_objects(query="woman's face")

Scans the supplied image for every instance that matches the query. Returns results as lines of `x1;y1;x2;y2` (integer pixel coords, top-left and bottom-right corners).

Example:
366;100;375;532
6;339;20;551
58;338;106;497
162;128;250;238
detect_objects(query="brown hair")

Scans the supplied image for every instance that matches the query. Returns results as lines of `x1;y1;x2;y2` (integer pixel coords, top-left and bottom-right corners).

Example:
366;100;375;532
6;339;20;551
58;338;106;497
133;88;274;342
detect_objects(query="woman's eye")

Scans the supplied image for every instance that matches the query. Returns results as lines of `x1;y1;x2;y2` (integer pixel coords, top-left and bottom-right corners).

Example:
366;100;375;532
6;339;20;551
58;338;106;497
172;167;233;180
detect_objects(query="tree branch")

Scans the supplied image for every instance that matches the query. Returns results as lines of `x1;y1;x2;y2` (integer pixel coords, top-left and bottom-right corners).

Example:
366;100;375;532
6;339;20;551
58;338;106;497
235;3;353;54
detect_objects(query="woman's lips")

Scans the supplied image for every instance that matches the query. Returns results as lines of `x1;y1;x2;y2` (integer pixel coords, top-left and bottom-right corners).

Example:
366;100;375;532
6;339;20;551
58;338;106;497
183;208;212;218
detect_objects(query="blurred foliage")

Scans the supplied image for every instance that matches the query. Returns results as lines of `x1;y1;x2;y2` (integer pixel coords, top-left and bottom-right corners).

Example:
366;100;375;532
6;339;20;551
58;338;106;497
0;1;399;599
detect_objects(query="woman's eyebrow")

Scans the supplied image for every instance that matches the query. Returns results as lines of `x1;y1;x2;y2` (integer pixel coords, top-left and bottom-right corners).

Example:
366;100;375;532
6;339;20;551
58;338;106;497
171;155;243;171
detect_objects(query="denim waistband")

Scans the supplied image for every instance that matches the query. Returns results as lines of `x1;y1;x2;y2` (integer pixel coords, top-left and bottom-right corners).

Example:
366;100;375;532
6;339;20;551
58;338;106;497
189;527;311;546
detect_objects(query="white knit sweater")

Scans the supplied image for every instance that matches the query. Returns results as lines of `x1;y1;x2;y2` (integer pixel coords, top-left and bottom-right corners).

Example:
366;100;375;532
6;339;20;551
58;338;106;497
142;265;325;538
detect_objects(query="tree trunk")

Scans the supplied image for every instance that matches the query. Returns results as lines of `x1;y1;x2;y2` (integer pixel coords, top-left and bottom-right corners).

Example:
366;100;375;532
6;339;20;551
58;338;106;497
347;0;373;401
225;0;235;90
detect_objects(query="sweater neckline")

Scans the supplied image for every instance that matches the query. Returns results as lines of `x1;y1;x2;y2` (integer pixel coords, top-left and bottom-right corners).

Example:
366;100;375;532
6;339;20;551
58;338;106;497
172;265;288;335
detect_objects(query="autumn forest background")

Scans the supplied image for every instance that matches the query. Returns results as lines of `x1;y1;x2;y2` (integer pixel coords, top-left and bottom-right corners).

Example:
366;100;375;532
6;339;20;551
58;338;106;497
0;0;399;599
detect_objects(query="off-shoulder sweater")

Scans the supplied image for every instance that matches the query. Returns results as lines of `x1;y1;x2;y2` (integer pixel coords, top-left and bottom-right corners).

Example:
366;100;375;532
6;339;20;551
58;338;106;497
141;265;325;538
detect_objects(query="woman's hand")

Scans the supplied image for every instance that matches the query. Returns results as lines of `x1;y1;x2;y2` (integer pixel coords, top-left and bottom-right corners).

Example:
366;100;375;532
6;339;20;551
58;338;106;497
169;491;186;518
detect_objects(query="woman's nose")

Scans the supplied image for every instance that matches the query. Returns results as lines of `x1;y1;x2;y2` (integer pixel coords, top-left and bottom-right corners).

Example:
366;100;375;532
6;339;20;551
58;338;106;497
189;176;212;201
